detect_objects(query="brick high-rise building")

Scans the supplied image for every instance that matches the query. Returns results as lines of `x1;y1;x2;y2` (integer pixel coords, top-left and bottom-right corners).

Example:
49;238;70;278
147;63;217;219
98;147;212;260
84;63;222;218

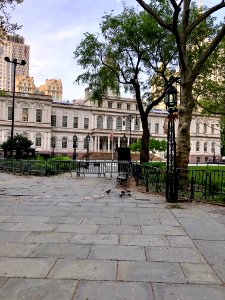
38;79;63;101
0;34;30;92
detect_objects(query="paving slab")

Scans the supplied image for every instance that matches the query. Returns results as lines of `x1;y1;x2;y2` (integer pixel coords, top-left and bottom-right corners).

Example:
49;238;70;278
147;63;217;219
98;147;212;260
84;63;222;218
194;240;225;283
48;259;116;280
88;245;146;261
30;243;91;259
0;278;77;300
153;283;225;300
177;217;225;240
145;246;206;263
75;281;153;300
117;261;186;283
181;263;222;284
0;257;55;278
120;234;169;246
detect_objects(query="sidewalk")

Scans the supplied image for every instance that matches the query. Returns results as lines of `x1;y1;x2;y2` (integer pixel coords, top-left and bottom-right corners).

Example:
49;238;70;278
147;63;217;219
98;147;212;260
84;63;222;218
0;172;225;300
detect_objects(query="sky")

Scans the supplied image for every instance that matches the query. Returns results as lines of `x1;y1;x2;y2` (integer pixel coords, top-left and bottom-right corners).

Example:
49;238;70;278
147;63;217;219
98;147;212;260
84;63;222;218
9;0;224;101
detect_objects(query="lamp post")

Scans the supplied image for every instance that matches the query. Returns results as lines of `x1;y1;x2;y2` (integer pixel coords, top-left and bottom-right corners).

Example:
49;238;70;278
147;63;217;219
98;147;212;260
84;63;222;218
123;114;136;145
73;135;78;160
164;84;178;203
51;136;56;157
121;134;127;147
4;57;26;158
85;134;90;161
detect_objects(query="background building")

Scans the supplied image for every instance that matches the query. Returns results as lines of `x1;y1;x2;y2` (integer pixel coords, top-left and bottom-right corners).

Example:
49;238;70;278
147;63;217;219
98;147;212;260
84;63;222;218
38;79;63;101
0;35;30;91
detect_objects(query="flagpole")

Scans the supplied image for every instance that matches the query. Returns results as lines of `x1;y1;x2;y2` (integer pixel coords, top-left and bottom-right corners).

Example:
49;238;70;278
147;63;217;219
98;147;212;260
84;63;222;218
111;131;114;161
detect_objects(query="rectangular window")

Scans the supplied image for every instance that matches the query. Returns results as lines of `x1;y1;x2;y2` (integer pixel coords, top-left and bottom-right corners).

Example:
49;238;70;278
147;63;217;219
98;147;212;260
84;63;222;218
62;116;67;127
203;123;207;134
197;157;200;163
73;117;78;128
51;115;56;126
36;109;42;122
8;107;12;120
196;123;199;134
35;137;41;147
211;124;215;134
127;104;131;110
117;103;122;109
108;101;112;108
204;142;207;152
84;118;89;129
22;108;29;122
155;123;159;134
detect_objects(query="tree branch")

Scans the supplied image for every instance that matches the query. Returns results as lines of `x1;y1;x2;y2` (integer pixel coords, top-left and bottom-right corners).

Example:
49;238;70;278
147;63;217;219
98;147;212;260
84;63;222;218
188;2;225;35
135;0;172;31
191;23;225;82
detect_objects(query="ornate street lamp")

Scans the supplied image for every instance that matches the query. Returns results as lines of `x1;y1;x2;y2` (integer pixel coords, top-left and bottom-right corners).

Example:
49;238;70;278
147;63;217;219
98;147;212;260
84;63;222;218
4;57;26;158
85;133;90;161
51;136;56;157
73;135;78;160
164;84;178;202
121;134;127;147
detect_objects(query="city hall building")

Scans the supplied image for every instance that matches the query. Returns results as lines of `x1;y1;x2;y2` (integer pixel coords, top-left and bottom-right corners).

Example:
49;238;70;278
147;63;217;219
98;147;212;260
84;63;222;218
0;88;221;163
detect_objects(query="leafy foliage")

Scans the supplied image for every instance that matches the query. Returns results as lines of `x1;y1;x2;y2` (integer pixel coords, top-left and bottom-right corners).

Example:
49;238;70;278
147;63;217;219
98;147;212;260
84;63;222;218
0;0;23;41
1;134;32;151
130;138;166;155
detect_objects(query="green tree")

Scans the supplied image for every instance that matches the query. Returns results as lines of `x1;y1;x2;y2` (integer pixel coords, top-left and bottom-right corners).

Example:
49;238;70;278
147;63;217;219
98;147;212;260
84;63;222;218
1;134;32;153
0;0;23;41
136;0;225;169
130;138;167;160
74;6;177;163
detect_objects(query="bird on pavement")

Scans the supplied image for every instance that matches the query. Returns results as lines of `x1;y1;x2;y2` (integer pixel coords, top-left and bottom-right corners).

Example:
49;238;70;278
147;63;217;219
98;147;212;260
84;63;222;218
106;189;111;194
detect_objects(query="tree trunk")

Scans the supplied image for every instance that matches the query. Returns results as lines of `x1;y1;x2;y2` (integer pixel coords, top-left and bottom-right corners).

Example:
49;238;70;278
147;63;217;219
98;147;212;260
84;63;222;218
140;115;150;163
176;81;195;170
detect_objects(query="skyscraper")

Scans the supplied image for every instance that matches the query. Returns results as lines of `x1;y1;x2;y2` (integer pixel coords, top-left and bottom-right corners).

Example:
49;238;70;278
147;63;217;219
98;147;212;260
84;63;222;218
0;34;30;92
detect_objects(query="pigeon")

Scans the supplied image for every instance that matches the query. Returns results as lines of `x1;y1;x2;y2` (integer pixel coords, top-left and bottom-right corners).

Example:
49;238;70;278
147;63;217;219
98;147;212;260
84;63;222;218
106;189;111;194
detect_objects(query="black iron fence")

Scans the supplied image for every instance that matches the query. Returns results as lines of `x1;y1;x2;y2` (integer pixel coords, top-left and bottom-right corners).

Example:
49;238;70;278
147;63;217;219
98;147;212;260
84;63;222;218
134;164;225;201
0;159;224;201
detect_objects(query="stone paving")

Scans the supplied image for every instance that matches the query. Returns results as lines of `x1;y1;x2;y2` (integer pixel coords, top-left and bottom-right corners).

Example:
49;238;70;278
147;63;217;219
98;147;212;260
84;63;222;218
0;172;225;299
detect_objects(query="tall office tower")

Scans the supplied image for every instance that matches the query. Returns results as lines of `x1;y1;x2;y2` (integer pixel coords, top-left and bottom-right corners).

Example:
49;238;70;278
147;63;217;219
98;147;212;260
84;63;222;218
38;79;63;101
0;34;30;92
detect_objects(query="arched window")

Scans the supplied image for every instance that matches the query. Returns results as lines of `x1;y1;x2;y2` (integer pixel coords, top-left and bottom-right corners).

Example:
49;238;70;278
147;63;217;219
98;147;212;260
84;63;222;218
125;116;131;131
51;136;56;148
97;116;103;129
211;142;215;153
116;117;122;130
35;134;42;147
62;137;67;148
134;118;140;131
107;117;113;130
196;141;200;152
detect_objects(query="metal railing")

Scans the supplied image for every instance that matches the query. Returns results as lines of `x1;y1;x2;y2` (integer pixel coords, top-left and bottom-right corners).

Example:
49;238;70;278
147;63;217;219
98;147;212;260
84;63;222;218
1;159;224;201
133;164;225;201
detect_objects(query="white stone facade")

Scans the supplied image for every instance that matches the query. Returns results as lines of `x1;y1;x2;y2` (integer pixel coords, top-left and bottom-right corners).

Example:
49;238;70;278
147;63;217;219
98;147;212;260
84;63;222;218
0;92;221;163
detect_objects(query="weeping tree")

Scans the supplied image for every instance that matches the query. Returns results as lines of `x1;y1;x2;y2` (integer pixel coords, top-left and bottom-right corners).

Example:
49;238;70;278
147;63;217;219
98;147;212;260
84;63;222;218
74;6;177;163
0;0;23;41
135;0;225;169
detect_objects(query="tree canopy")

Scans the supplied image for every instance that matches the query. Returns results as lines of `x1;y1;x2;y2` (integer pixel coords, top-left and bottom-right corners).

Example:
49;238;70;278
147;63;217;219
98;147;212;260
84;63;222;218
1;134;32;151
135;0;225;169
0;0;23;40
74;6;177;163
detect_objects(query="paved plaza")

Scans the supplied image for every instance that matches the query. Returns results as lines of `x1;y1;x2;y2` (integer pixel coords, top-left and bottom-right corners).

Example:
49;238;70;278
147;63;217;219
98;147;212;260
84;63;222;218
0;172;225;299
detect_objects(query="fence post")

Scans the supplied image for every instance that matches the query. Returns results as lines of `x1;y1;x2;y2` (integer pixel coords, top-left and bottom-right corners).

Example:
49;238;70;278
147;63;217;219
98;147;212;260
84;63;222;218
190;175;194;199
146;172;149;192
